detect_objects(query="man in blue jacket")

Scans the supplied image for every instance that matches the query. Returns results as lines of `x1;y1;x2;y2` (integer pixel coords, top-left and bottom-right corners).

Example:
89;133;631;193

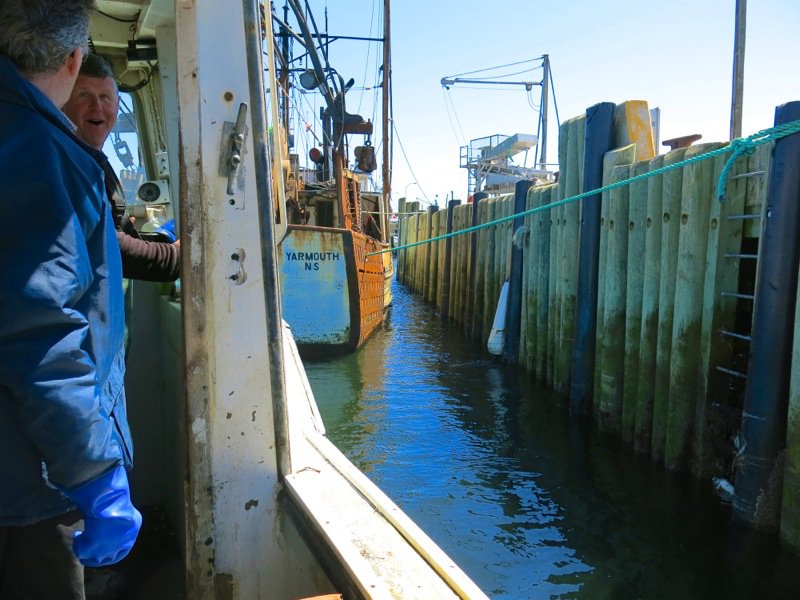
0;2;142;598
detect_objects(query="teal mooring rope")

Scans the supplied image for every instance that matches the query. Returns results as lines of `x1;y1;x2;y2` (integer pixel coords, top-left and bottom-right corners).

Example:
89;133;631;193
371;118;800;257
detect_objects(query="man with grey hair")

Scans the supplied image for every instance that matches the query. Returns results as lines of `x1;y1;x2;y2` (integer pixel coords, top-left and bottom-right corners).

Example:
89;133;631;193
0;1;142;598
64;53;181;282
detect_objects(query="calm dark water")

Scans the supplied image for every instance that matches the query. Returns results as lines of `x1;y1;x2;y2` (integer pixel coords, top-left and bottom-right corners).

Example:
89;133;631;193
303;281;800;600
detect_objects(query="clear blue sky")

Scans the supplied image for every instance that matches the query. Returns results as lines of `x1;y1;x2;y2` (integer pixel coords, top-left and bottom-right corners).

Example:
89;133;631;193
295;0;799;208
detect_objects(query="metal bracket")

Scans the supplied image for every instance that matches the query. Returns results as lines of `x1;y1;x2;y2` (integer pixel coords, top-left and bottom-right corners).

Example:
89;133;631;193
221;102;248;196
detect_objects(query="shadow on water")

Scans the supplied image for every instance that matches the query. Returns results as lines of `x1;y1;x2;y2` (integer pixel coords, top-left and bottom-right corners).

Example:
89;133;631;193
304;281;800;600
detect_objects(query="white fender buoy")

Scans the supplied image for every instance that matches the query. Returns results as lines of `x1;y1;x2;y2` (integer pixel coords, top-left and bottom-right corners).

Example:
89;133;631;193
487;280;509;356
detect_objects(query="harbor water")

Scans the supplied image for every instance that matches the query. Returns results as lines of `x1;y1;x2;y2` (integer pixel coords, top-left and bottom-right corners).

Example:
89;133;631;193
303;280;800;600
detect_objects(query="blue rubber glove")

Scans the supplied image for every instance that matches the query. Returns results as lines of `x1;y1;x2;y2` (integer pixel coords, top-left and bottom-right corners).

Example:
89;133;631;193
63;465;142;567
154;218;177;243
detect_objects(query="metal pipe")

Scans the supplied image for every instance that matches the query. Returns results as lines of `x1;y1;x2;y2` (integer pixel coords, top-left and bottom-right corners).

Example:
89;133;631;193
540;54;550;170
382;0;392;236
242;0;291;477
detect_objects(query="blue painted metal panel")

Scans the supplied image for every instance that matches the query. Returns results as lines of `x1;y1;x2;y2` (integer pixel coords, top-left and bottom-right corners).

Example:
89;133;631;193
279;229;351;345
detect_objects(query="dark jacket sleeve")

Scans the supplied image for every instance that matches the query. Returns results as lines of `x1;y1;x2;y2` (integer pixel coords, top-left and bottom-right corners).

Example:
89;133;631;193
117;230;181;282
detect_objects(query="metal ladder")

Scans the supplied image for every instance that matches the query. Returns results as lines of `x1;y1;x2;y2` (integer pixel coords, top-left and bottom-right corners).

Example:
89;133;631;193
715;169;766;386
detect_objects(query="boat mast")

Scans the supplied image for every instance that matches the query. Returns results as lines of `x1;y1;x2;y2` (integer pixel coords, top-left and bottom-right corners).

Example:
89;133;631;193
382;0;392;231
539;54;550;170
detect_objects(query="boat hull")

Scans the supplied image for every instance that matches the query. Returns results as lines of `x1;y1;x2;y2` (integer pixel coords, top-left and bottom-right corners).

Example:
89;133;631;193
279;225;387;355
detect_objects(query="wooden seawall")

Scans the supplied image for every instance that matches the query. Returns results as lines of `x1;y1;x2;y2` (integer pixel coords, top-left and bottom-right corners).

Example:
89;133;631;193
396;100;800;552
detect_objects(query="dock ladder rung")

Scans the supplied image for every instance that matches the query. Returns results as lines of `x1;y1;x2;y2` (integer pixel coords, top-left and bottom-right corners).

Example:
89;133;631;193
716;366;748;380
730;170;766;180
727;213;762;221
721;292;755;300
721;329;752;341
724;253;758;260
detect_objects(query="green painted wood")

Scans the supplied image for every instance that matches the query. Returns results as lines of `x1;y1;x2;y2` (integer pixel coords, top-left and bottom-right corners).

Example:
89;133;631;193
634;154;665;454
593;144;637;417
596;163;632;433
692;148;745;478
651;147;688;463
621;160;650;443
665;143;723;470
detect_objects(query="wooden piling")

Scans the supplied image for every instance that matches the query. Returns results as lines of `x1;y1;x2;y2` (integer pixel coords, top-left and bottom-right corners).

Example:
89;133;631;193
596;163;632;433
441;205;449;309
441;200;459;319
533;185;554;381
621;160;650;443
482;198;499;345
665;143;724;471
593;144;637;422
468;193;487;337
472;198;488;340
634;154;665;454
570;103;615;414
555;115;585;394
692;149;746;478
651;148;688;463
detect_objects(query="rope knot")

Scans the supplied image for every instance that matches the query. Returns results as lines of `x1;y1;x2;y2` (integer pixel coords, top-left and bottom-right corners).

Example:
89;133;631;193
716;138;757;202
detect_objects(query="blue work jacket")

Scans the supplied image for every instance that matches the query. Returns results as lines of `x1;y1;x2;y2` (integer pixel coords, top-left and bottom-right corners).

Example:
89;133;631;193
0;56;133;525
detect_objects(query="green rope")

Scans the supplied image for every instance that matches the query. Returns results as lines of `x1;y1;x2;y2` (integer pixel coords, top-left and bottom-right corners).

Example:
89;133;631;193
372;118;800;257
716;120;800;201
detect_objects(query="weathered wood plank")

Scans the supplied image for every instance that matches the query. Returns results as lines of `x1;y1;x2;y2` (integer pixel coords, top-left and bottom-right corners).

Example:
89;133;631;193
596;163;632;433
651;148;688;463
692;149;745;478
665;143;723;470
534;185;554;381
556;115;584;395
634;154;665;454
593;144;637;417
621;160;650;443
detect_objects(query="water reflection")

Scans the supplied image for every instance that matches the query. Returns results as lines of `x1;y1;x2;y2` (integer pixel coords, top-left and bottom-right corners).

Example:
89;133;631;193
304;282;800;599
